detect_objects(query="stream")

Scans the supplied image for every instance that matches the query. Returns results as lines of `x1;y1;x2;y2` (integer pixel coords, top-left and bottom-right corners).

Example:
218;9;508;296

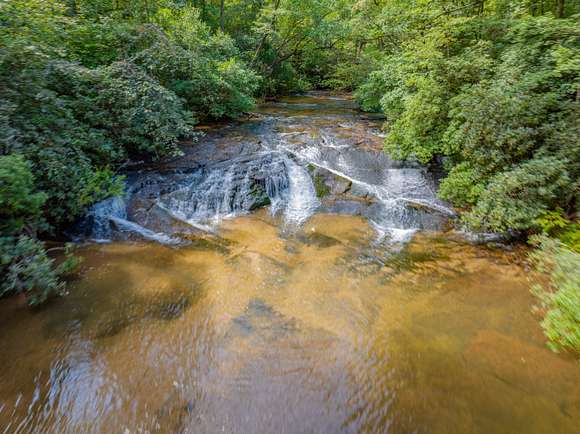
0;93;578;434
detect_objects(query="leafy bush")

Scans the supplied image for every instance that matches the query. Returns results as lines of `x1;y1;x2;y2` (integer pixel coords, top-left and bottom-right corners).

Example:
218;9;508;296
355;68;390;113
0;156;78;306
438;162;485;209
30;148;125;227
0;236;78;306
536;209;580;253
2;54;190;227
130;22;259;119
0;2;209;306
0;155;46;235
530;236;580;355
464;157;571;233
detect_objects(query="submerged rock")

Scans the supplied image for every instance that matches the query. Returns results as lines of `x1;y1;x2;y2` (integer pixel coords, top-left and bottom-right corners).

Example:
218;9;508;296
296;231;342;248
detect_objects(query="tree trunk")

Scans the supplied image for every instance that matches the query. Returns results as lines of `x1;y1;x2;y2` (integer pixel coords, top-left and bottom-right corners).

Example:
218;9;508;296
220;0;226;32
557;0;565;18
252;0;282;67
67;0;78;15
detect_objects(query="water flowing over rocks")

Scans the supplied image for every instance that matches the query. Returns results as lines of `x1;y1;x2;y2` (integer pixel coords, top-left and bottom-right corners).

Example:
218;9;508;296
79;93;454;244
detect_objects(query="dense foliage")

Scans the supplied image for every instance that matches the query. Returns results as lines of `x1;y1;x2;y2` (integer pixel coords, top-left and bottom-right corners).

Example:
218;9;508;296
349;2;579;237
531;236;580;355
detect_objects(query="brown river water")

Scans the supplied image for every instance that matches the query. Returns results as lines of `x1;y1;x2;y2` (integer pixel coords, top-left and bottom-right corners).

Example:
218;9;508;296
0;94;578;433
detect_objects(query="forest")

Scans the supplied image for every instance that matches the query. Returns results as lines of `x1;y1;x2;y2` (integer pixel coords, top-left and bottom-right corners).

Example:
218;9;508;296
0;0;578;351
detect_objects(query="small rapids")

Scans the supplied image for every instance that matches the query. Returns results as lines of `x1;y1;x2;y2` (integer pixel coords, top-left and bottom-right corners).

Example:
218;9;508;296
283;159;320;226
78;93;453;244
80;196;181;245
81;152;321;242
276;134;454;242
158;152;318;228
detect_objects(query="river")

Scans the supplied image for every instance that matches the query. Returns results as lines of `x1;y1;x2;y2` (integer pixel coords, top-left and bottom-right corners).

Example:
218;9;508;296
0;93;578;433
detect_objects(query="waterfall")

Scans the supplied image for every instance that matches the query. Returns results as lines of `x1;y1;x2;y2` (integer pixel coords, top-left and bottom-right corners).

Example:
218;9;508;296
283;157;320;226
76;93;453;245
285;139;454;242
157;151;318;229
81;196;180;245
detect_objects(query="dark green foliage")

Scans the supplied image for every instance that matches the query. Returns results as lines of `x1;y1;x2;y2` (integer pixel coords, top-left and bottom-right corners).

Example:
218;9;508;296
0;155;46;235
530;236;580;355
0;236;78;306
313;173;330;198
130;20;259;119
0;0;262;305
0;155;78;305
465;157;571;232
438;163;484;209
2;55;190;226
30;148;125;226
535;209;580;253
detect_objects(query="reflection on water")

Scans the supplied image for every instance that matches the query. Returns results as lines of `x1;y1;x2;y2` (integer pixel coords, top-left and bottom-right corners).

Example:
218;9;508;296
0;213;578;433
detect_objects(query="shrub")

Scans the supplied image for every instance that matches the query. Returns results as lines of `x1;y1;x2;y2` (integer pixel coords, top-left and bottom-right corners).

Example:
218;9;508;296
0;155;46;235
465;157;571;233
530;236;580;355
438;162;485;209
30;148;125;227
0;236;78;306
370;14;579;233
355;68;390;113
130;23;259;119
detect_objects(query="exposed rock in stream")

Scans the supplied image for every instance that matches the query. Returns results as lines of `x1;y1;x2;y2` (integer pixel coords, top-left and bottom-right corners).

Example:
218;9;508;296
77;92;455;245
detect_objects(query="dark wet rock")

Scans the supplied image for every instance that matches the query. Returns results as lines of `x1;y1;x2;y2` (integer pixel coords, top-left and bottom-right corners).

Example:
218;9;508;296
348;183;372;198
146;293;192;321
231;298;298;339
157;152;291;224
309;166;352;196
130;202;199;236
361;202;451;232
94;316;135;339
297;231;341;248
247;187;272;210
360;113;387;121
327;177;352;195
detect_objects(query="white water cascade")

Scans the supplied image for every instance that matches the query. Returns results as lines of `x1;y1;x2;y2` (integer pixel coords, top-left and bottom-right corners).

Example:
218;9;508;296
156;151;319;230
82;196;180;244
